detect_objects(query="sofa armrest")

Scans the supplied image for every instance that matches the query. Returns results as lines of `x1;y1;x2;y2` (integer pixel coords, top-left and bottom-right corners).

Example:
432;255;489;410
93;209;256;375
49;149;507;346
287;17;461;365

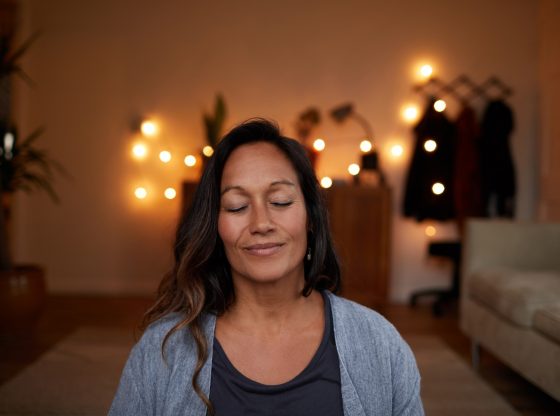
461;220;560;300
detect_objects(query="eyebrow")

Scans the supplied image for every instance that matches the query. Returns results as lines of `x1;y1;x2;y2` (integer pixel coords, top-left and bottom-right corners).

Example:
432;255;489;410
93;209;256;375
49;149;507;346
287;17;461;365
221;180;296;196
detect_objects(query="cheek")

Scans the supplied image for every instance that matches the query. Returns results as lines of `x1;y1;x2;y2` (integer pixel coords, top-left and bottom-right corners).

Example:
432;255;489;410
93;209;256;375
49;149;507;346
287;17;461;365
285;208;308;246
218;214;240;248
217;215;230;246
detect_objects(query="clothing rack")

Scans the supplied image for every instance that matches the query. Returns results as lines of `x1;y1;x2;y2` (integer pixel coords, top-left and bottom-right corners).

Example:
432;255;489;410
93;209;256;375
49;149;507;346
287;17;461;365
413;75;513;104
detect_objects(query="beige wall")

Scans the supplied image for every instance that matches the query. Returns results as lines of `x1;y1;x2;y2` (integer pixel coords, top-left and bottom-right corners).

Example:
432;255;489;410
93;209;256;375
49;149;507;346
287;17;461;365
13;0;539;301
538;0;560;221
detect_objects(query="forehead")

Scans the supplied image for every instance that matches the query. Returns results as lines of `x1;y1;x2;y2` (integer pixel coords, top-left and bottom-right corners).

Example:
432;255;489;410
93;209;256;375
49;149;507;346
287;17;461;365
221;142;300;187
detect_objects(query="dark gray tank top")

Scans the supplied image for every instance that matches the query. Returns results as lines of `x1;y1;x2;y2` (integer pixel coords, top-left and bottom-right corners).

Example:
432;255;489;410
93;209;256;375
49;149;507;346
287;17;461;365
209;292;343;415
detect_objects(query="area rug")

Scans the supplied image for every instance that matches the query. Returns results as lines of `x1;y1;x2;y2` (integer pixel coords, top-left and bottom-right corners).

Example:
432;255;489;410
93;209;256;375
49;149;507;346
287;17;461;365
0;328;518;415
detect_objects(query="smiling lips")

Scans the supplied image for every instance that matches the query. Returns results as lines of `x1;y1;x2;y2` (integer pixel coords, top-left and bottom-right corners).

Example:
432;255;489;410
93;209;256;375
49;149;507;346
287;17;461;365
244;242;285;256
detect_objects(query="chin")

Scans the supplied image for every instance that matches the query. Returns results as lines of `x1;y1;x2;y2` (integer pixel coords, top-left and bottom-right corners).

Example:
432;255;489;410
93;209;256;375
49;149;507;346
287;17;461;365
234;263;303;286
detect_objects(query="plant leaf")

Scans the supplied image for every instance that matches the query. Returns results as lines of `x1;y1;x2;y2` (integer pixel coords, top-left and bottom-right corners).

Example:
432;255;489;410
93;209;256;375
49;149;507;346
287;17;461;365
4;31;41;65
17;171;60;203
19;127;45;148
215;94;226;124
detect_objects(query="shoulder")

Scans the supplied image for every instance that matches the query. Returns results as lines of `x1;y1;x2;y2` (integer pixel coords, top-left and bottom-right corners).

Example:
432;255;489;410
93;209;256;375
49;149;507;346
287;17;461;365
140;313;185;345
329;293;423;415
327;293;423;413
132;313;185;356
110;313;216;415
327;292;401;340
327;292;417;368
132;312;215;365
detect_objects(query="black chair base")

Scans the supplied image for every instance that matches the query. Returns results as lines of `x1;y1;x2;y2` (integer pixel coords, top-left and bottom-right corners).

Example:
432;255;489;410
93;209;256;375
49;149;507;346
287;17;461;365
409;241;462;317
409;287;456;316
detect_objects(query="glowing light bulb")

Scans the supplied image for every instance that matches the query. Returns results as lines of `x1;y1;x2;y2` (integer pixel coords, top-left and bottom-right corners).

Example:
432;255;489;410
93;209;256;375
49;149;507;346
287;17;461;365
425;225;437;237
420;64;433;79
391;144;404;158
3;132;14;152
320;176;333;189
140;120;159;137
164;187;177;200
402;105;419;123
202;145;214;157
434;100;446;112
360;140;373;153
313;138;326;152
348;163;360;176
134;187;148;199
184;155;197;167
424;139;437;152
432;182;445;195
159;150;172;163
132;143;148;160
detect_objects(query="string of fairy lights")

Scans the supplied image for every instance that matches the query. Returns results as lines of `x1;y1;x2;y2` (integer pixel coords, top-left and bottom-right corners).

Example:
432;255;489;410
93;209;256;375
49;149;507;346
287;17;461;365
129;62;445;237
130;120;215;201
310;63;449;238
313;64;443;190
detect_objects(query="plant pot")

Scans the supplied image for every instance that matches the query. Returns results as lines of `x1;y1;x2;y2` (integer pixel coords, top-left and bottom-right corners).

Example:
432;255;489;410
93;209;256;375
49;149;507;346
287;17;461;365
0;264;47;330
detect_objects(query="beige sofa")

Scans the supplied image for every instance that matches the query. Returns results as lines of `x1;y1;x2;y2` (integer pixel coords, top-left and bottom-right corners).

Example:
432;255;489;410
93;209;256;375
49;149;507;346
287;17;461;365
460;219;560;401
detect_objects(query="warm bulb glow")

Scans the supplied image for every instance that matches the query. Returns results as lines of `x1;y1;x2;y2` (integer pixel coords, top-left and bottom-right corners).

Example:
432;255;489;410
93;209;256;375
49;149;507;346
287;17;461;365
159;150;172;163
140;120;159;137
420;64;433;79
320;176;333;189
424;139;437;152
360;140;373;153
132;143;148;160
425;225;437;237
313;138;326;152
164;187;177;200
134;187;148;199
391;144;404;157
434;100;447;112
202;145;214;157
184;155;197;167
402;105;419;123
432;182;445;195
3;132;14;152
348;163;360;176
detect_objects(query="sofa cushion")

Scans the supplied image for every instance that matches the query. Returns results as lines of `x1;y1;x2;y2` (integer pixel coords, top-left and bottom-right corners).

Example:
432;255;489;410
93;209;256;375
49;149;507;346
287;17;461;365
468;268;560;327
533;304;560;343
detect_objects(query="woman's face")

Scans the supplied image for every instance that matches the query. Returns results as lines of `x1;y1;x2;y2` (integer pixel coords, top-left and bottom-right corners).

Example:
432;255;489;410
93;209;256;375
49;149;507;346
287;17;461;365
218;141;308;288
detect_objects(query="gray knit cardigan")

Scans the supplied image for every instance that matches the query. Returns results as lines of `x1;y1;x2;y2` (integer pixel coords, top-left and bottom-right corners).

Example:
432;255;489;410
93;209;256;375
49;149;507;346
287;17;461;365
109;292;424;415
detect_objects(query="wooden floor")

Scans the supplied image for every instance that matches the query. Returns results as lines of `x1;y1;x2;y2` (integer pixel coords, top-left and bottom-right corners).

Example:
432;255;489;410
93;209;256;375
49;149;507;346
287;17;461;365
1;295;559;415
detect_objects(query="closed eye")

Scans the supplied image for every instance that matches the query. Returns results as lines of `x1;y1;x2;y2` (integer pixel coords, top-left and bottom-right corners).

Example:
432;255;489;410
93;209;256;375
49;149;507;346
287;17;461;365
225;206;247;213
271;201;294;207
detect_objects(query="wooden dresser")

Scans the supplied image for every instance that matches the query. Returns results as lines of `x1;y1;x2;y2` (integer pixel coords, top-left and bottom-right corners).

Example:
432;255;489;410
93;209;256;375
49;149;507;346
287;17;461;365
324;184;391;308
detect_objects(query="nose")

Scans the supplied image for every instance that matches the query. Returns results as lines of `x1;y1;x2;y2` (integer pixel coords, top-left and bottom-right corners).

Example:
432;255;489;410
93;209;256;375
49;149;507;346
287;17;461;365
249;202;275;235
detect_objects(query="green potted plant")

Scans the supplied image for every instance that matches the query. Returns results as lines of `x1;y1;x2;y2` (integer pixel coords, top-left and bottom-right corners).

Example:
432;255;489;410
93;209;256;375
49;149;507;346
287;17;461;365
203;93;227;149
199;93;226;170
0;32;65;329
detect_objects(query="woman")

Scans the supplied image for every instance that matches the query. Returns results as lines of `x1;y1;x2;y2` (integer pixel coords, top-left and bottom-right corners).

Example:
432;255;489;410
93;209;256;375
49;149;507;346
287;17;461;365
110;119;424;415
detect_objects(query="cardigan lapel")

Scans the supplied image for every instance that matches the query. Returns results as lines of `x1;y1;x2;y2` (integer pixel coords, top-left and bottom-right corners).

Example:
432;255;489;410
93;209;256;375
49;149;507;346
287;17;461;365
328;292;367;416
175;314;216;416
200;313;217;396
339;362;368;416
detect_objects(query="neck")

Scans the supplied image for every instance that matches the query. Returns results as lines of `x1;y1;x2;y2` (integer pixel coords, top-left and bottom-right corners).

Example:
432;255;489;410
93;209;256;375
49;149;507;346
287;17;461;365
223;276;320;332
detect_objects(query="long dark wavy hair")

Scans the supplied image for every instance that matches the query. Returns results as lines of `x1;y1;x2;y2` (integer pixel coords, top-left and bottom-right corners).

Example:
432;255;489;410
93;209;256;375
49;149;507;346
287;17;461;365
142;118;341;411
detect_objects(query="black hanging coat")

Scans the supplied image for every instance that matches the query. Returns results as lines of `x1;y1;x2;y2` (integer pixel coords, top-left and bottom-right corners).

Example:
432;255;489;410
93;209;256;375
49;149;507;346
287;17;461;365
479;100;516;217
403;99;456;221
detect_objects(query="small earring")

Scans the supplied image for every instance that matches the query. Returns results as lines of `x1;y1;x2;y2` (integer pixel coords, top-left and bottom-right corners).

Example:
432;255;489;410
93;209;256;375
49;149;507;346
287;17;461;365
306;247;312;261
